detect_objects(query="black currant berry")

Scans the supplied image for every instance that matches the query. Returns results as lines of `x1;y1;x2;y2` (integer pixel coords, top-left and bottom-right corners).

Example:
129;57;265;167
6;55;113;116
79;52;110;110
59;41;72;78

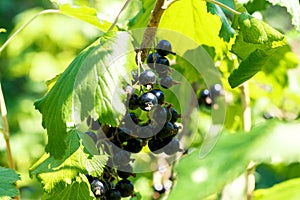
147;52;160;69
116;128;132;142
85;174;94;183
160;76;173;89
148;138;166;154
210;83;223;97
112;150;131;166
139;92;158;111
91;179;107;198
106;188;121;200
136;125;153;138
198;88;212;107
150;89;165;105
139;70;156;86
128;94;139;110
156;122;174;139
85;131;97;144
169;107;179;124
156;40;172;56
117;164;133;179
125;85;134;96
148;105;169;125
115;179;134;197
163;137;180;155
124;138;143;153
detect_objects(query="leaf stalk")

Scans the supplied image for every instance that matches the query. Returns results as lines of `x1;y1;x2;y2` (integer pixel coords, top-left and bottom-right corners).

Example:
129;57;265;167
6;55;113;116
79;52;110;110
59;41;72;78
203;0;241;15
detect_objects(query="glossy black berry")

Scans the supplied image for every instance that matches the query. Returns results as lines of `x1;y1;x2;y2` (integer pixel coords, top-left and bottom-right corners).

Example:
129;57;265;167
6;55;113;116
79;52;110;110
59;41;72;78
147;52;160;69
198;89;212;107
85;174;93;183
139;70;156;86
139;92;158;111
91;179;107;198
160;76;173;89
106;188;121;200
116;128;132;142
210;83;223;97
148;138;167;154
148;105;169;125
115;179;134;197
136;125;153;138
169;107;179;124
125;85;134;96
124;138;143;153
150;89;165;104
156;122;175;139
112;150;131;166
117;164;133;179
156;40;172;56
128;94;139;110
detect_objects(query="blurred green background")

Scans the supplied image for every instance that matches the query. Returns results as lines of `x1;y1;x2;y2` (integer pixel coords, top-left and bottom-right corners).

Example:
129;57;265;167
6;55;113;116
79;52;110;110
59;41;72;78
0;0;103;199
0;0;300;199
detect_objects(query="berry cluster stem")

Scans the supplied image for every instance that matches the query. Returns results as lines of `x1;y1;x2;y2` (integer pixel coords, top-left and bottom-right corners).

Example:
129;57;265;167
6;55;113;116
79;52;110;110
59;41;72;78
139;0;166;62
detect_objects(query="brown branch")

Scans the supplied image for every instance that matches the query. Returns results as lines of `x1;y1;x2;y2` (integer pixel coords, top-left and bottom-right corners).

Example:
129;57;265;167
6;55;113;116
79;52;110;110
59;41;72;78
139;0;167;62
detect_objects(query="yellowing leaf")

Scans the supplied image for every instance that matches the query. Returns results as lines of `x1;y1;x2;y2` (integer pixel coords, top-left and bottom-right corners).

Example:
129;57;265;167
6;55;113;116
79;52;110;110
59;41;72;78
159;0;227;57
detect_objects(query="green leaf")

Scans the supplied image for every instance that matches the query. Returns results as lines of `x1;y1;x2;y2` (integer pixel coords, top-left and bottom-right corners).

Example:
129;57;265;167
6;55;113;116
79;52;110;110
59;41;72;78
58;4;114;31
266;0;300;30
0;167;20;198
238;12;285;44
168;120;300;199
207;2;236;42
30;130;107;192
34;31;135;158
43;174;95;200
228;12;288;88
228;49;269;88
159;0;227;57
254;178;300;200
128;0;155;29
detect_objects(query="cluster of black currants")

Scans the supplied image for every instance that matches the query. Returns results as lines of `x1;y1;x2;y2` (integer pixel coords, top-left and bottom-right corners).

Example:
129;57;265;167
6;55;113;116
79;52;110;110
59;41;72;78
86;170;134;200
105;39;181;156
84;39;182;199
85;119;136;200
198;83;223;107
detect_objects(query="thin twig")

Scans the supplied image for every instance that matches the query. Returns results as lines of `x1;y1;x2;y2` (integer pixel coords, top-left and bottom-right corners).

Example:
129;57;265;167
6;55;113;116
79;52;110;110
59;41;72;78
0;84;14;169
240;82;251;132
240;82;255;200
203;0;241;15
0;9;59;55
139;0;167;62
0;84;20;200
107;0;132;32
